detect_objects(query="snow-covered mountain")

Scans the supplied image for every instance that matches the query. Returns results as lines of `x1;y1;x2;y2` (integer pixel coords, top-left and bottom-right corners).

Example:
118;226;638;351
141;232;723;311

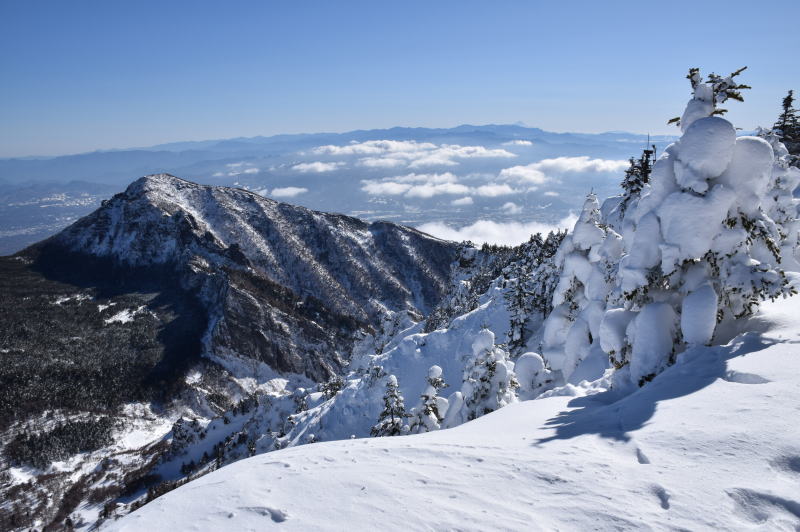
109;294;800;531
47;173;459;380
105;70;800;530
2;69;799;532
0;175;467;530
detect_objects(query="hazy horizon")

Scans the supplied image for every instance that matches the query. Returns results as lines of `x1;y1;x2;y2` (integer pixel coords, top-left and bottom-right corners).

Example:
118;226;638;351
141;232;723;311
0;122;680;160
2;0;798;158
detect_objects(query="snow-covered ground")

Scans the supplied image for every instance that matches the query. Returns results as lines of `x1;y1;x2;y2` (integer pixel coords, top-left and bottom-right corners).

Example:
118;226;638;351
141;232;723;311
108;295;800;531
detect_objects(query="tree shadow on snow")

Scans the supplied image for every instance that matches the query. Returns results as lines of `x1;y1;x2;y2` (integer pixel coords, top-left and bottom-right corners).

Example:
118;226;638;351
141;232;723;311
535;331;779;445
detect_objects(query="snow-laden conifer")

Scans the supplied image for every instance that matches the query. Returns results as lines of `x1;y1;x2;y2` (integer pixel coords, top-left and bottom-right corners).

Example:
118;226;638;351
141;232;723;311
452;330;518;423
370;375;409;437
407;366;448;434
540;67;800;388
772;90;800;159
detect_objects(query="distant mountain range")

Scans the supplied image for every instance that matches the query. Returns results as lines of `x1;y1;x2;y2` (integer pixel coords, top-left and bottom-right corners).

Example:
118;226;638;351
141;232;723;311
0;124;678;255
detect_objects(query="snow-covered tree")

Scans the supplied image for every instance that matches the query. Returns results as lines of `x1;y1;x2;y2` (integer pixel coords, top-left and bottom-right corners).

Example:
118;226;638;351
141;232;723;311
504;231;566;353
541;193;622;378
773;90;800;159
619;147;656;215
319;376;344;399
459;330;518;421
408;365;448;434
540;67;800;389
370;375;409;437
514;352;555;399
169;417;201;457
668;66;751;130
505;259;533;352
293;388;309;413
530;231;566;315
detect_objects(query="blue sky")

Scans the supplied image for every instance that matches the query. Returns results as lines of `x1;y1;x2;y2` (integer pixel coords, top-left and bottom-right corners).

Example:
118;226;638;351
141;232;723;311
1;0;798;157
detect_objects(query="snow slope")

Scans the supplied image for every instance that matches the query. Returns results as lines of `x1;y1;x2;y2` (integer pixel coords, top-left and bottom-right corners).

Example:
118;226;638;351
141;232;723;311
108;295;800;531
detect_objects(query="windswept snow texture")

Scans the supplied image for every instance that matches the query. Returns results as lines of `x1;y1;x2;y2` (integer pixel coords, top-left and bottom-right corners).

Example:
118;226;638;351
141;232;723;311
111;296;800;532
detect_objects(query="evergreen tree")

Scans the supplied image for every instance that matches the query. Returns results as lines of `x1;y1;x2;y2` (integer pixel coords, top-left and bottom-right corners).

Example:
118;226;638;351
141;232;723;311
619;146;656;214
503;230;566;353
408;366;448;434
319;376;344;399
531;231;566;315
773;90;800;159
540;67;800;389
668;66;750;129
461;330;518;421
505;260;533;352
370;375;408;437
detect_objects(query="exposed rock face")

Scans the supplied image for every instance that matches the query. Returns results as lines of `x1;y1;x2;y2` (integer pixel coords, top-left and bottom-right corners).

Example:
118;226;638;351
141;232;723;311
39;173;458;380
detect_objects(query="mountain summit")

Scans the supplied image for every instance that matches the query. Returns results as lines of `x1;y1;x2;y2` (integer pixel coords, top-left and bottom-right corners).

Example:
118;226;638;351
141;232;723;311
44;173;458;380
0;174;463;530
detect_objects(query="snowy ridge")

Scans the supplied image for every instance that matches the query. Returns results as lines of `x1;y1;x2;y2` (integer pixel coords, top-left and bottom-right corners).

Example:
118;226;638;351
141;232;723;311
56;173;456;323
8;69;800;531
110;294;800;531
1;173;466;530
109;70;800;531
43;173;460;381
148;241;558;479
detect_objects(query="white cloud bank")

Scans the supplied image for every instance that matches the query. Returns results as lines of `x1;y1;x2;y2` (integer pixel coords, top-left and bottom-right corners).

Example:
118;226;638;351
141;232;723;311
473;183;516;197
314;140;435;156
502;140;533;146
451;196;474;206
499;156;629;184
314;139;516;169
534;156;629;173
361;173;517;199
219;161;260;177
292;161;345;173
501;202;523;214
417;214;578;246
499;165;549;184
271;186;309;198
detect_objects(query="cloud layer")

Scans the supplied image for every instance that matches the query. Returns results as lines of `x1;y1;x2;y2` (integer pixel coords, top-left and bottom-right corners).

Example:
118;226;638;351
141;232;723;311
313;139;516;169
502;140;533;146
417;214;578;246
451;196;474;206
271;186;309;198
292;161;345;173
499;156;628;184
361;172;517;199
501;202;523;214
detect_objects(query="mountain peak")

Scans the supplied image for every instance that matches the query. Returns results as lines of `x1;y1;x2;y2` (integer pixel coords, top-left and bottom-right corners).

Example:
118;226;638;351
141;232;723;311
123;173;224;210
129;172;190;190
36;174;460;380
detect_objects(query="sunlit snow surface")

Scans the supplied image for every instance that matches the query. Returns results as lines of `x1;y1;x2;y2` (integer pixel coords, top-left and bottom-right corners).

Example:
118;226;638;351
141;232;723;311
108;296;800;531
